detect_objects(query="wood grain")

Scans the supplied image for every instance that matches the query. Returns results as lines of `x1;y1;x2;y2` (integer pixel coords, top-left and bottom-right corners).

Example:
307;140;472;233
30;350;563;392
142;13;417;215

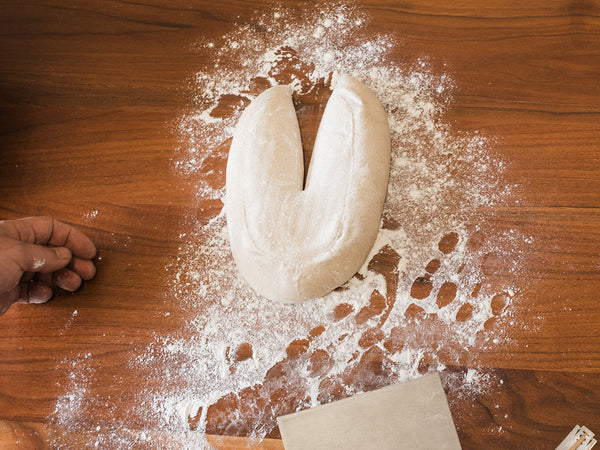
0;421;285;449
1;1;599;448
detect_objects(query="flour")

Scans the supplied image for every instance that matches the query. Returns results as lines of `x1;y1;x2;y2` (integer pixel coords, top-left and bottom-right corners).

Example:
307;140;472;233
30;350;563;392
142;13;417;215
50;4;531;448
53;353;93;430
83;209;99;221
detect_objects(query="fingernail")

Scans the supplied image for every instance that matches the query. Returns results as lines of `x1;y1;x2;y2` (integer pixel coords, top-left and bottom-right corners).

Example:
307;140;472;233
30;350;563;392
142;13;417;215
54;247;72;260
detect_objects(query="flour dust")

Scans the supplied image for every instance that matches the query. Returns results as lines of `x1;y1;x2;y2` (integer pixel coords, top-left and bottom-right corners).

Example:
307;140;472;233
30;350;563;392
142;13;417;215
50;4;531;448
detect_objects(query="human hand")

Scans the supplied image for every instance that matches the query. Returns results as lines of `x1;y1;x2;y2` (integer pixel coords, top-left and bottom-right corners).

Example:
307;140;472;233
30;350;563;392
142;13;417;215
0;216;97;316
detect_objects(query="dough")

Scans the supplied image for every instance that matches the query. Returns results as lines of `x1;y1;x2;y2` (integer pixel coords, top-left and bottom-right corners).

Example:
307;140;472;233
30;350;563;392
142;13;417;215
226;75;390;303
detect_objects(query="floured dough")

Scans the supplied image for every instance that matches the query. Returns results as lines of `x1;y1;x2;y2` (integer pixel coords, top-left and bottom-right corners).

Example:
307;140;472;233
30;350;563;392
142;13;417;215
277;373;462;450
226;75;390;303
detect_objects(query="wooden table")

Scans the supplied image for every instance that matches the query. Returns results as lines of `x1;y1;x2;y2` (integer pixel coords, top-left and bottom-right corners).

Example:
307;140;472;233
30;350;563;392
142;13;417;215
1;1;599;448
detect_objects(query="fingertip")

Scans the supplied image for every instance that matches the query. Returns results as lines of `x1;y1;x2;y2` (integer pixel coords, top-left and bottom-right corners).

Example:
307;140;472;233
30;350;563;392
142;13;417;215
67;228;97;259
55;269;83;292
83;242;97;260
30;283;53;304
53;246;72;261
19;282;53;305
44;219;97;259
70;257;97;281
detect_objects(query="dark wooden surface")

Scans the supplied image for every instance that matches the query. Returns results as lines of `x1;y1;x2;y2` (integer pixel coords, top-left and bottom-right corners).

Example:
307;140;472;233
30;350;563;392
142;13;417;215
1;1;599;448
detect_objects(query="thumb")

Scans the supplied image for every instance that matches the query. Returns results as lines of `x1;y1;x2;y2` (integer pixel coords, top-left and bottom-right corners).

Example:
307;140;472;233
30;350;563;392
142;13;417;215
0;281;54;315
15;242;72;273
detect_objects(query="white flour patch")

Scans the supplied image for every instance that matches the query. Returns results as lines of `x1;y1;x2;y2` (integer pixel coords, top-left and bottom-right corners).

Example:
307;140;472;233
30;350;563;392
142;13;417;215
83;209;99;221
50;4;531;447
52;353;93;431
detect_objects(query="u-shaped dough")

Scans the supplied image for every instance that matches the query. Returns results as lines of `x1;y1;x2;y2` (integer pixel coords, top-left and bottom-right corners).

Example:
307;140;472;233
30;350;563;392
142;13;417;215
226;75;391;303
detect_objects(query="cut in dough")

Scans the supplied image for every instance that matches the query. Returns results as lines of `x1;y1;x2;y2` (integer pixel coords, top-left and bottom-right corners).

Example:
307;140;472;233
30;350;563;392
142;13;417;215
226;75;390;303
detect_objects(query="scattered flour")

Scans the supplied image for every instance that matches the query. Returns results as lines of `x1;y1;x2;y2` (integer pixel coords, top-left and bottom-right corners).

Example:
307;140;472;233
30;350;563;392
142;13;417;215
53;353;93;430
50;4;532;448
83;209;99;221
31;258;45;270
